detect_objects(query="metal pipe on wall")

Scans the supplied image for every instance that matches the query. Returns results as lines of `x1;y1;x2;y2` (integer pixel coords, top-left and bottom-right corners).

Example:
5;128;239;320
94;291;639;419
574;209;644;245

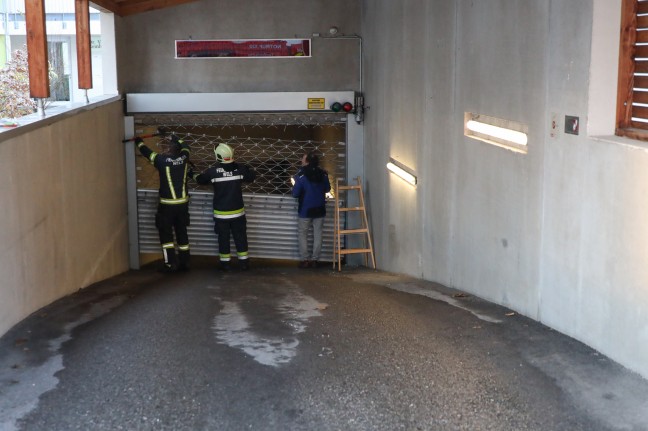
311;32;364;123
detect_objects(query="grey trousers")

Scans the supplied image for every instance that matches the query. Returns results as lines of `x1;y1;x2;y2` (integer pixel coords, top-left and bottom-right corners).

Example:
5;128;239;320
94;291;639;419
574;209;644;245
298;217;324;261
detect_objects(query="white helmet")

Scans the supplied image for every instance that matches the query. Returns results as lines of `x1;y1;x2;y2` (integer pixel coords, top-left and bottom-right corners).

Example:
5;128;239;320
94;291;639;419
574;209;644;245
214;143;234;163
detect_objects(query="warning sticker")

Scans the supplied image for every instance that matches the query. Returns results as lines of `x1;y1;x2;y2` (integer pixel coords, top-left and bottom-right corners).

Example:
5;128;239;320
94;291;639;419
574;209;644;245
307;98;326;110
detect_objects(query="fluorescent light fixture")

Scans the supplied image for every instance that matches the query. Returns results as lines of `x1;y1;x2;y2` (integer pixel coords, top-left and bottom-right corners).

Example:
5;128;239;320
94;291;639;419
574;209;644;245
386;160;417;186
466;120;528;146
464;113;529;154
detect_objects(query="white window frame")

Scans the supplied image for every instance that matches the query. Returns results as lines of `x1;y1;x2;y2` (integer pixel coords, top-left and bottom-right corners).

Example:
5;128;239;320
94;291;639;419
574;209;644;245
0;9;117;136
588;0;622;137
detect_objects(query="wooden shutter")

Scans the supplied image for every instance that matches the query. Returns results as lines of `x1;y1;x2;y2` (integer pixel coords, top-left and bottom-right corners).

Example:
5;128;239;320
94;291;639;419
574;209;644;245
617;0;648;139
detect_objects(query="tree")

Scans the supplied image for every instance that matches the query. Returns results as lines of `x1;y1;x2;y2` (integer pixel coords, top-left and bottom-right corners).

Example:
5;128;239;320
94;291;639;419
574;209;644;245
0;47;37;119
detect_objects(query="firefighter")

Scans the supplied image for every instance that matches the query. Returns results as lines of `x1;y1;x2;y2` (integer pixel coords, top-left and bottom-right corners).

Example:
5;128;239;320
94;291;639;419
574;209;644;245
190;143;256;271
135;134;192;272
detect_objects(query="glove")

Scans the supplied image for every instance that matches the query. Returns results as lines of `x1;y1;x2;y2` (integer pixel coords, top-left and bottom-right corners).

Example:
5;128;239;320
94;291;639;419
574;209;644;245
134;137;143;145
188;169;195;179
171;134;183;146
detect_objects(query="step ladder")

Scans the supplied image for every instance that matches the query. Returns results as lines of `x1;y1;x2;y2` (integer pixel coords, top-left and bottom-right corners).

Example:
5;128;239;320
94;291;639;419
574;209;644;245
333;176;376;271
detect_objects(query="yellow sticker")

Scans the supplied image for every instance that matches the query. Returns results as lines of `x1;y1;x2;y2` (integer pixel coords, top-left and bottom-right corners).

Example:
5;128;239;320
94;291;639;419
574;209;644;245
307;98;326;109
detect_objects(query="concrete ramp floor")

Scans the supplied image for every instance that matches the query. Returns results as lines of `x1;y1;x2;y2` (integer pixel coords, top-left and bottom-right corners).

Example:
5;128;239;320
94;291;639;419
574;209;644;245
1;258;647;430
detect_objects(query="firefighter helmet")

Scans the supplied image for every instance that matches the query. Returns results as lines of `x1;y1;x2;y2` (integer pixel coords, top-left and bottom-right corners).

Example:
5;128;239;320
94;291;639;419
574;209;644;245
167;134;183;156
214;143;234;164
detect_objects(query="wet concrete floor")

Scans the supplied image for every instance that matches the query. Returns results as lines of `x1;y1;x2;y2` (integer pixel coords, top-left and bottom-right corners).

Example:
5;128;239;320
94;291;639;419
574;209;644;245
1;258;647;431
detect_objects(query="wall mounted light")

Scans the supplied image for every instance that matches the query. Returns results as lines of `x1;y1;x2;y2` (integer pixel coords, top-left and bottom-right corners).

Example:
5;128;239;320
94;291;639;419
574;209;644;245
466;120;528;146
386;159;417;186
465;113;528;153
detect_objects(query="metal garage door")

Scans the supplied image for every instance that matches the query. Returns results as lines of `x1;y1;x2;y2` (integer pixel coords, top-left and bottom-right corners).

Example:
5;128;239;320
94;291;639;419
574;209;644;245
133;112;347;262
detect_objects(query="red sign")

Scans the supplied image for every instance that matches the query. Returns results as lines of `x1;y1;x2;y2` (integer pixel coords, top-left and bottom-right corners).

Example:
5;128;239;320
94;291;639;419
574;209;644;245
176;39;311;58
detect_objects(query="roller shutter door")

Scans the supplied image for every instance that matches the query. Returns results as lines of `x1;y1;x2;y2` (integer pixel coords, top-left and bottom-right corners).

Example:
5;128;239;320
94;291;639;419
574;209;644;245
133;113;347;262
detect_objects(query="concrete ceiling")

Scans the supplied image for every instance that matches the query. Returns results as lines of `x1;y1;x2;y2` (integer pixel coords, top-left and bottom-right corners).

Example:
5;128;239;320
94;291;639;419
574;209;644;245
90;0;200;17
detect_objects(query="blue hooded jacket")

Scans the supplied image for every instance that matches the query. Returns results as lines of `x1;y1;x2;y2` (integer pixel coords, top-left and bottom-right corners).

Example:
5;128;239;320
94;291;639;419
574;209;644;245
292;166;331;218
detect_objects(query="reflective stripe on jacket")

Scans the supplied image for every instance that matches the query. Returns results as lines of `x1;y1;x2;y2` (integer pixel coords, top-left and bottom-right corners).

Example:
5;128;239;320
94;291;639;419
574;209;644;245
138;141;191;205
193;162;255;219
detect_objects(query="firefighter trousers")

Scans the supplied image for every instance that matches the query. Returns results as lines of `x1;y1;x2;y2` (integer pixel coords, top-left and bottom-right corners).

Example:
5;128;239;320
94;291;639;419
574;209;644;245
214;216;248;262
156;203;190;268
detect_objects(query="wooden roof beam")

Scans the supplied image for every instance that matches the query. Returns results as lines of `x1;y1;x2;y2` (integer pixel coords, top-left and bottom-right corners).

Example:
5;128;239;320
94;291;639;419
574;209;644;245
25;0;49;99
90;0;123;15
90;0;199;16
76;0;93;90
119;0;200;17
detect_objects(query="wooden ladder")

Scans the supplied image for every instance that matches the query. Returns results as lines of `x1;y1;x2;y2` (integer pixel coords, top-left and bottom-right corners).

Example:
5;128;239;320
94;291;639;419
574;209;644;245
333;176;376;271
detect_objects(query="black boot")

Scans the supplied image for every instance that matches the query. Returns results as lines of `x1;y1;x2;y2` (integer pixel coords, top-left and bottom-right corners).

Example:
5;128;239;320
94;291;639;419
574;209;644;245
178;250;190;271
158;263;177;273
239;259;249;271
160;248;178;273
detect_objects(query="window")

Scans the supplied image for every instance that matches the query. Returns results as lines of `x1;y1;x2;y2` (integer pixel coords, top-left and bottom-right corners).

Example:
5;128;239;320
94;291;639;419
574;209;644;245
617;0;648;140
0;0;115;123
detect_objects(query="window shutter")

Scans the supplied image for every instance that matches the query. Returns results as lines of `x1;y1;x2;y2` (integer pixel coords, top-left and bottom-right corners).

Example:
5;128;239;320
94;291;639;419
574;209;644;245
617;0;648;137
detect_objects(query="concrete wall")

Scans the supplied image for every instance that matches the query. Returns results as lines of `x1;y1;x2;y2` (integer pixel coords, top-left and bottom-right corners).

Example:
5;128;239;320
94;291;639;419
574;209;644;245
362;0;648;380
0;101;129;336
3;0;645;383
115;0;361;93
5;0;644;383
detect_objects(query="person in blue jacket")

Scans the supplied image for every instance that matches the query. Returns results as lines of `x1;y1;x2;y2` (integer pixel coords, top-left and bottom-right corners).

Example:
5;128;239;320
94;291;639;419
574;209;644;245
292;152;331;268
